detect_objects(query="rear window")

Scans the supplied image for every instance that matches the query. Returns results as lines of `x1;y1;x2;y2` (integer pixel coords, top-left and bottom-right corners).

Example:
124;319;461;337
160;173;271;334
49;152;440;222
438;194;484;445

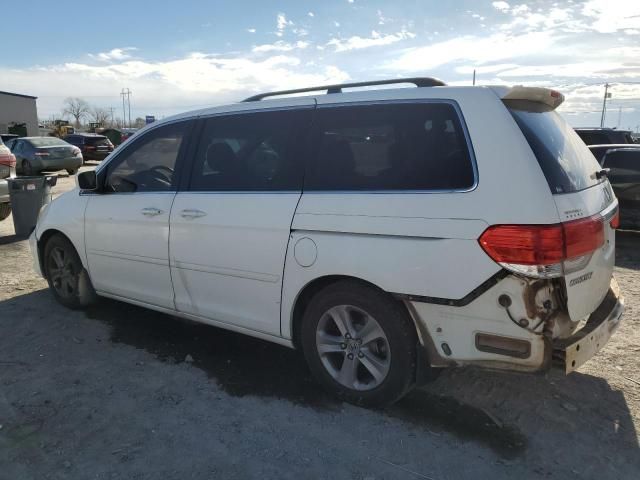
28;137;69;147
84;136;110;146
507;100;602;194
306;102;475;191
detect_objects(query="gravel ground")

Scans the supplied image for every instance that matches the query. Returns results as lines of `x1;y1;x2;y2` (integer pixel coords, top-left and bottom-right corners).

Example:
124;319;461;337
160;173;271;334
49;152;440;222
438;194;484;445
1;168;639;479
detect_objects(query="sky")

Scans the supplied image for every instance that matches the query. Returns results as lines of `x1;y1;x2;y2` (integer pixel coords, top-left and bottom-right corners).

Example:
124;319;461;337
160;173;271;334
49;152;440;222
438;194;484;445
3;0;640;129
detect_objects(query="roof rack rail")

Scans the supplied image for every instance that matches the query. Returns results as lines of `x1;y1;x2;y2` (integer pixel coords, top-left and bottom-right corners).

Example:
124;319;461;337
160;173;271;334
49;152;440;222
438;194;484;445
242;77;446;102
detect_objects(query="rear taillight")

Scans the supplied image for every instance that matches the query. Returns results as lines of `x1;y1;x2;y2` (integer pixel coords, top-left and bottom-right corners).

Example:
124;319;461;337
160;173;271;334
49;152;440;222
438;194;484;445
85;145;96;151
0;153;16;167
610;210;620;229
479;214;606;278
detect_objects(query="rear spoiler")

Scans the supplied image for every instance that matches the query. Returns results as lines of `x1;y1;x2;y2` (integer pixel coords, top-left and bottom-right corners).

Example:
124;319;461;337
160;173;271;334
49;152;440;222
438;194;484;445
491;86;565;109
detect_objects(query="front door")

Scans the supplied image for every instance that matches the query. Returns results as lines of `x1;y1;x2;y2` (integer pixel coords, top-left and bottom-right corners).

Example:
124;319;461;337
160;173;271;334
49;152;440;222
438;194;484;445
170;106;313;335
84;120;192;309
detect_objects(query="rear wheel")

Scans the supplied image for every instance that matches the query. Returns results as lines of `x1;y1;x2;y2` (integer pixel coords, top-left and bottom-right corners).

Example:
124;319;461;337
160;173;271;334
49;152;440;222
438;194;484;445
44;234;97;309
0;203;11;221
301;280;418;407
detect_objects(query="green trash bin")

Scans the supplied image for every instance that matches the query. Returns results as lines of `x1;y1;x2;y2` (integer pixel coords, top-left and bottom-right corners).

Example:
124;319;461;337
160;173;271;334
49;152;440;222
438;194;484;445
8;176;57;236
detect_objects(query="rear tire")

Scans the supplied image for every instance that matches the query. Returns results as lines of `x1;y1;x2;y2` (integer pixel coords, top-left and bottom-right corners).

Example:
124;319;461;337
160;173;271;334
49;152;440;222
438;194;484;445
300;280;418;407
43;234;97;309
0;203;11;221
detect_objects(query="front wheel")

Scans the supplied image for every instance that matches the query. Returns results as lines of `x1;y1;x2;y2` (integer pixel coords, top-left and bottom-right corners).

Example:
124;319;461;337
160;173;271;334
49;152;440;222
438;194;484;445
301;280;419;407
44;234;97;309
0;203;11;221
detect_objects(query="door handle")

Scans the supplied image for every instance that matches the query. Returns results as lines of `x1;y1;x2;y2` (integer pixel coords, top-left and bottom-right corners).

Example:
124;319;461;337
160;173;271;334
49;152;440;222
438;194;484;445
141;207;164;217
180;209;207;219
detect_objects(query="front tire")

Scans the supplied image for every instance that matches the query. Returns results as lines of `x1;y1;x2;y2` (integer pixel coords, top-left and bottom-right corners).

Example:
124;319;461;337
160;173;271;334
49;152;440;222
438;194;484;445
0;203;11;221
300;280;418;407
44;234;97;309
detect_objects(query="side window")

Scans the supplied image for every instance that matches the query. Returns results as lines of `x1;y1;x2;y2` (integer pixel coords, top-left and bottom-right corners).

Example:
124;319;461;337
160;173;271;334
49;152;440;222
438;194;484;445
189;109;308;191
306;102;474;191
104;122;187;193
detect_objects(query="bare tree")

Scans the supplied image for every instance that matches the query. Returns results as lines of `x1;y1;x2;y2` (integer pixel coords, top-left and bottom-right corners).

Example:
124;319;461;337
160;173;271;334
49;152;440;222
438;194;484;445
91;107;111;126
62;97;91;128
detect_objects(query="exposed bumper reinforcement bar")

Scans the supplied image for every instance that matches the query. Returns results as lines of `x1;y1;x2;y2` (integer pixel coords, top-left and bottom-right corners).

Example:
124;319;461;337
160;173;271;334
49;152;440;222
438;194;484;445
553;278;624;374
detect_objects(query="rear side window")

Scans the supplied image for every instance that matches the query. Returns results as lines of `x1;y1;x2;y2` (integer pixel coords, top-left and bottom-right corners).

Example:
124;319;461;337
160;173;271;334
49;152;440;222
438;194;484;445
604;150;640;172
305;102;474;191
189;109;310;191
507;101;602;194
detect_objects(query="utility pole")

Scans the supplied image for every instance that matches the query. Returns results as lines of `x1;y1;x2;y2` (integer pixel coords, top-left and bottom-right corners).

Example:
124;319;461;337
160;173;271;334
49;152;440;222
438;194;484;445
617;106;622;128
108;107;115;127
600;83;610;128
120;88;132;127
472;69;476;86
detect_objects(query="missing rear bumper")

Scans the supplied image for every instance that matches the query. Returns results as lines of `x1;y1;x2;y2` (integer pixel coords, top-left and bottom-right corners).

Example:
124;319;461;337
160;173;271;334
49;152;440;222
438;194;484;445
553;278;623;373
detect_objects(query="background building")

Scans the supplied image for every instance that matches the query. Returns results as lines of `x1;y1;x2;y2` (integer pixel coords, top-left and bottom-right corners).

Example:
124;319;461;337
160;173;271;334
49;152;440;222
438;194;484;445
0;91;38;136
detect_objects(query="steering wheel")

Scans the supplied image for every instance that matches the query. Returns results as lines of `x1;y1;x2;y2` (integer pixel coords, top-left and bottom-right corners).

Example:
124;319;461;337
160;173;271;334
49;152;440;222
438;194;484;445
148;165;174;178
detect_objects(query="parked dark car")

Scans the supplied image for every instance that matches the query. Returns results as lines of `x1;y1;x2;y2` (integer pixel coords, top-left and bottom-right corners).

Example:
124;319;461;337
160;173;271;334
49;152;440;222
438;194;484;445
600;147;640;229
0;137;16;221
8;137;83;176
589;144;640;165
63;133;114;161
575;128;635;145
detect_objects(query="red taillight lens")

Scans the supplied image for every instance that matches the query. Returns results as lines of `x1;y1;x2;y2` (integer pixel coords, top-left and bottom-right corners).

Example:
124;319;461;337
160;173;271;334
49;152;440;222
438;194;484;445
610;210;620;229
479;215;607;278
479;224;564;265
85;145;96;151
0;153;16;167
564;214;604;259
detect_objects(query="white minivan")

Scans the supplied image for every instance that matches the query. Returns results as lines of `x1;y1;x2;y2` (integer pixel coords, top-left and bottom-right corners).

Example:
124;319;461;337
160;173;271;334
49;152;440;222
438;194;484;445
30;79;624;406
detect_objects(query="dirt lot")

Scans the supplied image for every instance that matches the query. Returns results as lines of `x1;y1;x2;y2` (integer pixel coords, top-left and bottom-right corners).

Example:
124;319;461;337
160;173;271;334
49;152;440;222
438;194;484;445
1;168;639;479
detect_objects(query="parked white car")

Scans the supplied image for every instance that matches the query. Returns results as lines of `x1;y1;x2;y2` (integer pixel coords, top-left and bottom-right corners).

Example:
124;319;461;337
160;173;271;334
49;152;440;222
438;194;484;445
30;79;624;406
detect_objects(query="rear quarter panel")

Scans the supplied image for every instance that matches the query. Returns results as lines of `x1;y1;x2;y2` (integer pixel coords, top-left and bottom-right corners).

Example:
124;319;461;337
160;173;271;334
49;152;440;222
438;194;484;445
281;87;561;339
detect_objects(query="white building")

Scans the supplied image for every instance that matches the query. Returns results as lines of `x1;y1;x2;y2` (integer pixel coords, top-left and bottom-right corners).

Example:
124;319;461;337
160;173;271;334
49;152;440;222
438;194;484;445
0;90;38;136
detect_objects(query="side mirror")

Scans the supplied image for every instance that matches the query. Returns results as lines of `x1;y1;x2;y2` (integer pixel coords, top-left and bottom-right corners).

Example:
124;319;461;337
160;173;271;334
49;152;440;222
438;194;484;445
77;170;97;191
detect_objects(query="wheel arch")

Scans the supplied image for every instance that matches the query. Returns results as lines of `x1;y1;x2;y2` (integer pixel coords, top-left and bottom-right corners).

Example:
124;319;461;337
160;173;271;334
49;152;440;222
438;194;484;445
289;274;419;350
38;229;85;278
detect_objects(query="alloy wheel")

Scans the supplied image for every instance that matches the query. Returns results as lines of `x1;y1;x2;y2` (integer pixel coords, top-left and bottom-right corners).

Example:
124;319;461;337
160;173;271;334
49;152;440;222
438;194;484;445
47;247;77;299
316;304;391;391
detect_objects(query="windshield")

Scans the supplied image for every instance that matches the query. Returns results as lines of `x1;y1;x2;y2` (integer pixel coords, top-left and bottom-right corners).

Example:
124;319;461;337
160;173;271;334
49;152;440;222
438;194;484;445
506;100;602;194
29;137;69;147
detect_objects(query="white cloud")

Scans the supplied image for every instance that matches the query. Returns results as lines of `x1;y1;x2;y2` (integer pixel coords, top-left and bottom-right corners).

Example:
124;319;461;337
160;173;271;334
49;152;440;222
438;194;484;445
89;47;137;62
252;41;309;53
308;12;314;17
2;53;349;118
247;28;256;33
334;21;341;27
328;30;415;52
386;31;553;71
276;13;293;37
492;1;510;12
582;0;640;33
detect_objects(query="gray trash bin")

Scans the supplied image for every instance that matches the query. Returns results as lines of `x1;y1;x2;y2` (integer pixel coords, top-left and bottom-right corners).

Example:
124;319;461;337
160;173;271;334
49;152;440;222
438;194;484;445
8;176;57;236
